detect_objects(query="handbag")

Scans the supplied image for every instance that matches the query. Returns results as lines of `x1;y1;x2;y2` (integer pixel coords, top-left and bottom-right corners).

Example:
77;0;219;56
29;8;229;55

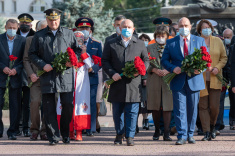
99;99;107;116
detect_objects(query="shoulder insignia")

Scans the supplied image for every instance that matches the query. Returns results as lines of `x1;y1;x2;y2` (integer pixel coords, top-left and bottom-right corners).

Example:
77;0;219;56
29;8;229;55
92;38;101;43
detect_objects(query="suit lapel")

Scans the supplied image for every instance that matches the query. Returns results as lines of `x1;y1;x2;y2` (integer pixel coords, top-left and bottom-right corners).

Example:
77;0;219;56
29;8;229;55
175;36;184;58
189;35;195;55
0;33;10;56
12;35;20;56
117;35;125;47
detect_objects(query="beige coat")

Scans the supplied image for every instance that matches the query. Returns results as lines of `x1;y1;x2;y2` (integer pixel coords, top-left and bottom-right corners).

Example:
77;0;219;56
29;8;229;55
23;36;40;86
200;36;227;97
146;43;173;111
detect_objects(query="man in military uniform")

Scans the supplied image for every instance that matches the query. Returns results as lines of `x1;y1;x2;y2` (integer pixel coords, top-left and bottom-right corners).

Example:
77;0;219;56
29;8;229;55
148;17;173;45
29;8;80;145
75;17;102;136
16;13;35;137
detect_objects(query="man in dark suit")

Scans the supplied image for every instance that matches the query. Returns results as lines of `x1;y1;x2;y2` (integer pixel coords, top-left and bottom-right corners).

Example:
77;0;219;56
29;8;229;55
29;8;80;145
16;13;35;137
75;17;102;136
0;19;26;140
102;19;149;146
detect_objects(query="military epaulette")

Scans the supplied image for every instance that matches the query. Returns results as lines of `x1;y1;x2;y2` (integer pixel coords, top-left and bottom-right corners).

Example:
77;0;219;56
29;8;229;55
91;38;101;43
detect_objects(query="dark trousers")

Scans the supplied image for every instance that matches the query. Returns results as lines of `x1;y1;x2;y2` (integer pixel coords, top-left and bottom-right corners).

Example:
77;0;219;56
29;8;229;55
17;86;30;132
87;85;98;133
112;102;139;138
42;92;73;142
215;90;226;130
229;88;235;126
0;86;22;136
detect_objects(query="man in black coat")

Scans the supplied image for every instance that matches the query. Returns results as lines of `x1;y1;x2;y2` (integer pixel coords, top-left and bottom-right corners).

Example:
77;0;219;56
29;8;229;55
0;19;26;140
16;13;36;137
102;19;149;146
29;8;80;145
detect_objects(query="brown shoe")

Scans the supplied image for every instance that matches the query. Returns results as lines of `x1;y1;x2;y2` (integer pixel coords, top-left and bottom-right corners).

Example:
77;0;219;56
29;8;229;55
30;133;38;140
40;134;48;140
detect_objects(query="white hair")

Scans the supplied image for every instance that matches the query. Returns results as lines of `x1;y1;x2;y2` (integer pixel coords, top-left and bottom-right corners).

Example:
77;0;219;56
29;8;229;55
223;28;234;36
37;20;47;30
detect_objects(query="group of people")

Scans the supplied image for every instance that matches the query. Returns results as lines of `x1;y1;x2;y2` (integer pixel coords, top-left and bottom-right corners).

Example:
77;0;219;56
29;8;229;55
0;7;235;147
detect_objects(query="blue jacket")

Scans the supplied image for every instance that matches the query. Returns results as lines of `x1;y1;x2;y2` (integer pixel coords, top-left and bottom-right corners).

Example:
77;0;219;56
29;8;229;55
86;37;102;85
161;35;206;92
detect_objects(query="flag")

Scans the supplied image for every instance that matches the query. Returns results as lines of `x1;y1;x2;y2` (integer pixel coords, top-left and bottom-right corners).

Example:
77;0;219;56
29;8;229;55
57;52;93;130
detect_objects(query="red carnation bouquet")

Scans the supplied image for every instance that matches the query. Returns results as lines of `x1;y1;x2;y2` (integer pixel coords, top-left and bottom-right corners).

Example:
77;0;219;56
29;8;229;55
102;56;146;99
92;55;102;67
163;46;212;85
28;47;78;87
4;55;18;100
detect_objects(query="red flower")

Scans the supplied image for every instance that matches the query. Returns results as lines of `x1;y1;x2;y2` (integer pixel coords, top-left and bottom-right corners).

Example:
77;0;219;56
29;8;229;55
202;56;207;61
200;46;207;52
206;63;211;67
208;58;212;63
9;55;18;61
67;47;79;67
92;55;102;67
134;56;146;76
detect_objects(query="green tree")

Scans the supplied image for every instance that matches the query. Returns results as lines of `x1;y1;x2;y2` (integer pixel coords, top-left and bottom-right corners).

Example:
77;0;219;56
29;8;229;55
104;0;164;33
53;0;114;43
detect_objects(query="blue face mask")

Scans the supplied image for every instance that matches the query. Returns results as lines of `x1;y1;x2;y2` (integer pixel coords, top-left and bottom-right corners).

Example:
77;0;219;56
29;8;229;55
202;28;212;37
144;41;148;47
176;32;180;36
7;29;17;37
121;28;132;38
179;27;190;37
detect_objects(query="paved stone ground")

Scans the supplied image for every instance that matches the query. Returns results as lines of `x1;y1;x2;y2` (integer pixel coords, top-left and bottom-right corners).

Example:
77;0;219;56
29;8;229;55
0;104;235;156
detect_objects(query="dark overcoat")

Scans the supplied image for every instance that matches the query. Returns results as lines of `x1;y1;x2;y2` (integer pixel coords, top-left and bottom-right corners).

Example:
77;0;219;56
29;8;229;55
28;26;80;94
102;35;149;102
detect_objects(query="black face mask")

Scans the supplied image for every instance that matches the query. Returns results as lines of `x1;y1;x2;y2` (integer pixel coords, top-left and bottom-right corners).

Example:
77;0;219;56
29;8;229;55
20;24;30;33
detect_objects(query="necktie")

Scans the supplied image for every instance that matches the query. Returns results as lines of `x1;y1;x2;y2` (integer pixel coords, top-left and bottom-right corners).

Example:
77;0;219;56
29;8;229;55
183;38;188;57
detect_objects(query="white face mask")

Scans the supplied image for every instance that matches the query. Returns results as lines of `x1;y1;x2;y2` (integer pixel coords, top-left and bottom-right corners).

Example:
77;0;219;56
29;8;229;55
81;30;90;39
179;27;190;37
156;37;166;44
224;38;231;45
116;26;121;35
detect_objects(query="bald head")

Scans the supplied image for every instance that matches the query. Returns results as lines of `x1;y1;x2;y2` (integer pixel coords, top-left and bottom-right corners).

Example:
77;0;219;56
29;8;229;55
120;19;135;39
121;19;134;28
223;28;233;39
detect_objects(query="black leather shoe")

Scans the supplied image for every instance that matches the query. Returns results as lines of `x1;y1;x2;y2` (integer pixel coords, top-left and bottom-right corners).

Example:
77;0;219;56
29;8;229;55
49;140;59;145
144;119;149;130
175;138;186;145
86;132;94;137
188;137;196;144
136;125;139;134
23;131;31;137
62;137;70;144
114;134;124;145
201;131;211;141
163;134;172;141
8;135;17;140
15;131;22;136
210;125;216;139
96;127;101;133
153;130;160;140
126;137;134;146
197;128;204;136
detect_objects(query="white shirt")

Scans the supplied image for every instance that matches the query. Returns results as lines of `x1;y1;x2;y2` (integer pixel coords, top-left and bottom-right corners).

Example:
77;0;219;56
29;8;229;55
20;31;29;38
180;34;190;56
121;35;131;48
52;30;58;36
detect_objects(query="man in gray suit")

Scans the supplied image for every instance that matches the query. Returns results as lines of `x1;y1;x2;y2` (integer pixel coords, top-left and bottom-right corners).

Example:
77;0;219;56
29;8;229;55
102;19;149;146
0;19;26;140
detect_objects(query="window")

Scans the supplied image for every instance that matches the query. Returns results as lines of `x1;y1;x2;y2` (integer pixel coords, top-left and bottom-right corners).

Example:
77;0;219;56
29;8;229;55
0;1;4;13
30;0;47;13
13;0;16;12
